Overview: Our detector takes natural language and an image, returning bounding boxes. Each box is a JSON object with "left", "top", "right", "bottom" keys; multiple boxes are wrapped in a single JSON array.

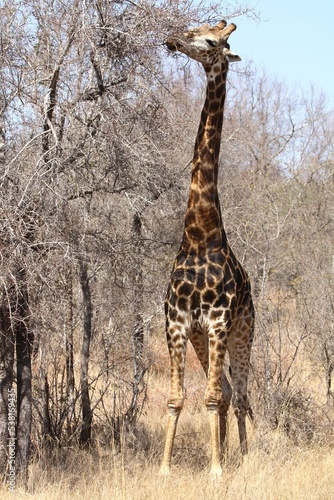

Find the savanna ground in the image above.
[{"left": 2, "top": 337, "right": 334, "bottom": 500}]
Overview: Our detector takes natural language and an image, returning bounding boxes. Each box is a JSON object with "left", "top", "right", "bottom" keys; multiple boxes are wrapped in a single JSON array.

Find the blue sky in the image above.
[{"left": 232, "top": 0, "right": 334, "bottom": 107}]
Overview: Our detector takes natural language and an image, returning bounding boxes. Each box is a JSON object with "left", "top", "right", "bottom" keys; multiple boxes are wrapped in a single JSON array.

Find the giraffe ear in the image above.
[{"left": 223, "top": 47, "right": 241, "bottom": 62}]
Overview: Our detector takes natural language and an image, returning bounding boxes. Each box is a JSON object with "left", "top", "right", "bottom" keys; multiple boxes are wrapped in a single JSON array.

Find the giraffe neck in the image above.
[{"left": 182, "top": 60, "right": 228, "bottom": 253}]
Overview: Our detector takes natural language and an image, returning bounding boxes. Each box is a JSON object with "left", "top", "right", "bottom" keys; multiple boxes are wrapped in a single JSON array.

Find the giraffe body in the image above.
[{"left": 161, "top": 20, "right": 254, "bottom": 476}]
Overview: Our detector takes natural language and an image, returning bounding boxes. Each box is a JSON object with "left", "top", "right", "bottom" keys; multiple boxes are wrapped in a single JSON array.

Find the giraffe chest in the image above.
[
  {"left": 166, "top": 260, "right": 248, "bottom": 332},
  {"left": 167, "top": 279, "right": 233, "bottom": 325}
]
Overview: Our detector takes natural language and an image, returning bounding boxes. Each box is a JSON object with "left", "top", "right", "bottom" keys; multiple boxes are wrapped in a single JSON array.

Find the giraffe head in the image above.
[{"left": 166, "top": 20, "right": 241, "bottom": 66}]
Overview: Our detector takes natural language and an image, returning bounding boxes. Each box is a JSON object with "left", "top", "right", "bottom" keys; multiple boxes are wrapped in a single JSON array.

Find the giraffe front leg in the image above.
[
  {"left": 205, "top": 335, "right": 228, "bottom": 477},
  {"left": 160, "top": 407, "right": 181, "bottom": 476},
  {"left": 207, "top": 408, "right": 222, "bottom": 477},
  {"left": 160, "top": 330, "right": 187, "bottom": 475}
]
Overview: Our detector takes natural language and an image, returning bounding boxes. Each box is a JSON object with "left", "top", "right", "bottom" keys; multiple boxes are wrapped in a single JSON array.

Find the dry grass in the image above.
[
  {"left": 2, "top": 437, "right": 333, "bottom": 500},
  {"left": 2, "top": 338, "right": 334, "bottom": 499}
]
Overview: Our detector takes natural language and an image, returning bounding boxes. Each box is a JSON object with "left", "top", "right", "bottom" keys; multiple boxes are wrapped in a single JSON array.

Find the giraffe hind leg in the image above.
[
  {"left": 219, "top": 371, "right": 232, "bottom": 460},
  {"left": 228, "top": 333, "right": 253, "bottom": 456}
]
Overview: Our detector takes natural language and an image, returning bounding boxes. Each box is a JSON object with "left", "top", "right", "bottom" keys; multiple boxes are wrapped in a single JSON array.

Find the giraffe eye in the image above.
[{"left": 206, "top": 39, "right": 217, "bottom": 48}]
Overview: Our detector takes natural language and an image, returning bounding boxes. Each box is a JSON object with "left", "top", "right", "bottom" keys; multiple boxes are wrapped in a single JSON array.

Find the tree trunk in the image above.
[
  {"left": 127, "top": 212, "right": 145, "bottom": 425},
  {"left": 15, "top": 268, "right": 33, "bottom": 479},
  {"left": 65, "top": 266, "right": 75, "bottom": 436},
  {"left": 42, "top": 373, "right": 53, "bottom": 442},
  {"left": 0, "top": 288, "right": 15, "bottom": 478},
  {"left": 0, "top": 125, "right": 15, "bottom": 480},
  {"left": 79, "top": 261, "right": 93, "bottom": 447},
  {"left": 324, "top": 339, "right": 334, "bottom": 405}
]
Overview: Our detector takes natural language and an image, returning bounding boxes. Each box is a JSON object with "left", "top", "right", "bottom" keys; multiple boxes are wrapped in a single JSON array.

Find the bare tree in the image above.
[{"left": 2, "top": 0, "right": 251, "bottom": 472}]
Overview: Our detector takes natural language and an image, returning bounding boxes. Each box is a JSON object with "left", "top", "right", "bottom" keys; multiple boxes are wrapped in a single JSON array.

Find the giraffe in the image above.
[{"left": 160, "top": 20, "right": 254, "bottom": 476}]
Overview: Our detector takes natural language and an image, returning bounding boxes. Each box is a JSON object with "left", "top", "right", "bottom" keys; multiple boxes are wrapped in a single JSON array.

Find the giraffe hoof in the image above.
[
  {"left": 159, "top": 464, "right": 171, "bottom": 476},
  {"left": 210, "top": 465, "right": 223, "bottom": 479}
]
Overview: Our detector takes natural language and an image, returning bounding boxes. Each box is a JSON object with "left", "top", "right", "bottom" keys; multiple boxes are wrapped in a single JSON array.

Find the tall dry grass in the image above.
[
  {"left": 1, "top": 337, "right": 333, "bottom": 499},
  {"left": 2, "top": 431, "right": 333, "bottom": 500}
]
